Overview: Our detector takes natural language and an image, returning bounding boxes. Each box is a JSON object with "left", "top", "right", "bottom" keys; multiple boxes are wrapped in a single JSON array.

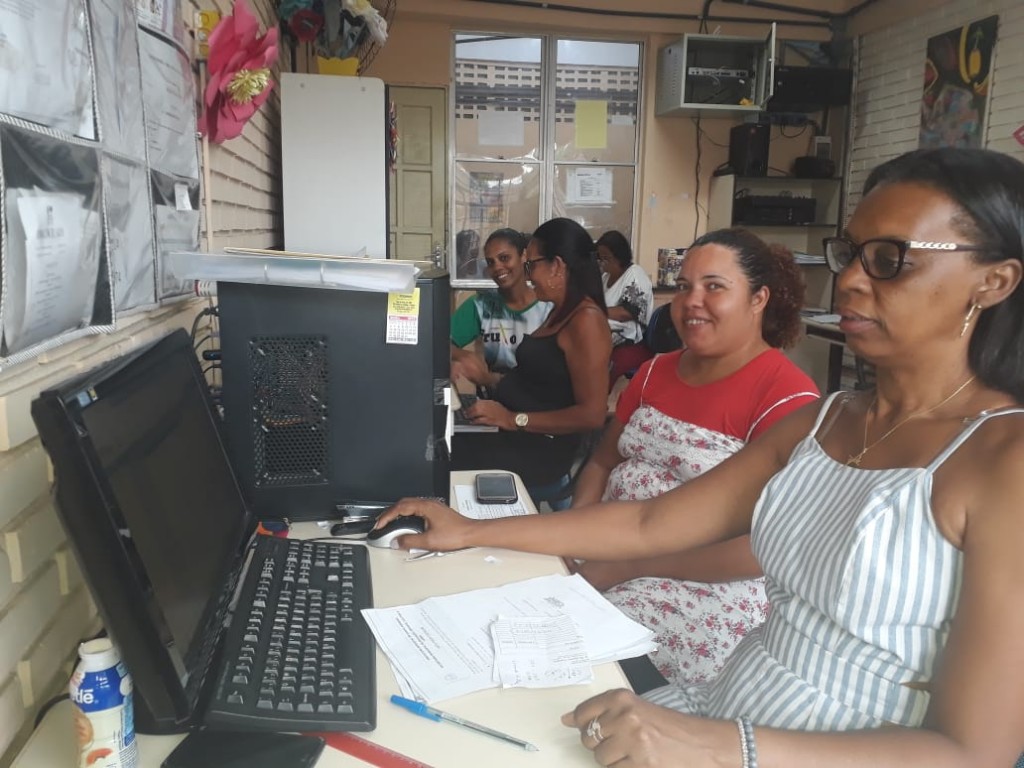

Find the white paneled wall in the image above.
[
  {"left": 847, "top": 0, "right": 1024, "bottom": 213},
  {"left": 0, "top": 1, "right": 284, "bottom": 763}
]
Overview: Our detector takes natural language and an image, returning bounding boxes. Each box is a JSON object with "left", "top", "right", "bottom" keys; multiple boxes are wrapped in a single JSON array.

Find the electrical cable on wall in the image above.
[
  {"left": 688, "top": 12, "right": 712, "bottom": 241},
  {"left": 779, "top": 123, "right": 810, "bottom": 139},
  {"left": 692, "top": 114, "right": 706, "bottom": 241}
]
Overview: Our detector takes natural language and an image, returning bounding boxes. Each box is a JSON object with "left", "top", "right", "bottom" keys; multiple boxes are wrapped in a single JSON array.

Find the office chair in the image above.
[
  {"left": 529, "top": 425, "right": 605, "bottom": 511},
  {"left": 643, "top": 303, "right": 682, "bottom": 354},
  {"left": 611, "top": 303, "right": 684, "bottom": 390}
]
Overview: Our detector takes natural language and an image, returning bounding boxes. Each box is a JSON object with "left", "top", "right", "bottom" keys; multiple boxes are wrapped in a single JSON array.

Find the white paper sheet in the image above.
[
  {"left": 0, "top": 0, "right": 94, "bottom": 136},
  {"left": 566, "top": 167, "right": 613, "bottom": 205},
  {"left": 139, "top": 31, "right": 199, "bottom": 179},
  {"left": 453, "top": 485, "right": 531, "bottom": 519},
  {"left": 491, "top": 614, "right": 593, "bottom": 689},
  {"left": 134, "top": 0, "right": 179, "bottom": 41},
  {"left": 478, "top": 110, "right": 525, "bottom": 147},
  {"left": 3, "top": 190, "right": 101, "bottom": 353},
  {"left": 361, "top": 574, "right": 655, "bottom": 702}
]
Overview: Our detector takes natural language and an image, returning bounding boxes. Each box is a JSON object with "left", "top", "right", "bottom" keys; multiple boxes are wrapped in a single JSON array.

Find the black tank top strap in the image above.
[{"left": 538, "top": 299, "right": 604, "bottom": 336}]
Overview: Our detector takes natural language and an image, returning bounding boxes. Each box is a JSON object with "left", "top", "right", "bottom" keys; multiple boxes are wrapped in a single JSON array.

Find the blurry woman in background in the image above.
[
  {"left": 450, "top": 228, "right": 552, "bottom": 382},
  {"left": 597, "top": 230, "right": 655, "bottom": 388},
  {"left": 453, "top": 218, "right": 611, "bottom": 505},
  {"left": 455, "top": 228, "right": 482, "bottom": 280},
  {"left": 572, "top": 228, "right": 819, "bottom": 685}
]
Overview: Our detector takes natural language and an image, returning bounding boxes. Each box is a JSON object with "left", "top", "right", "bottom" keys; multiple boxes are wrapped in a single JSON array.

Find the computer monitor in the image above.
[
  {"left": 31, "top": 330, "right": 253, "bottom": 733},
  {"left": 217, "top": 268, "right": 452, "bottom": 521}
]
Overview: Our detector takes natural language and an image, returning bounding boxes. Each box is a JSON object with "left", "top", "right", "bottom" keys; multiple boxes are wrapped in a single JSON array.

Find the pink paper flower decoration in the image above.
[{"left": 198, "top": 0, "right": 279, "bottom": 144}]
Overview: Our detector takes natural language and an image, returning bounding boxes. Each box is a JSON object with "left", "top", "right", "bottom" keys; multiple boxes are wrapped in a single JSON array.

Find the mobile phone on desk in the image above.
[
  {"left": 474, "top": 472, "right": 518, "bottom": 504},
  {"left": 162, "top": 731, "right": 324, "bottom": 768}
]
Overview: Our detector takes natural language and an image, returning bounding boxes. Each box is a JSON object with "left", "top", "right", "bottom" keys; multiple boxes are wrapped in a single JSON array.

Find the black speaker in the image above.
[{"left": 729, "top": 123, "right": 770, "bottom": 177}]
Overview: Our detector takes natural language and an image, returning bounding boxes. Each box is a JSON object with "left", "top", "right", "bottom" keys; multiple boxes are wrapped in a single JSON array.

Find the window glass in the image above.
[
  {"left": 453, "top": 161, "right": 540, "bottom": 281},
  {"left": 555, "top": 40, "right": 640, "bottom": 164},
  {"left": 553, "top": 164, "right": 635, "bottom": 240},
  {"left": 452, "top": 33, "right": 641, "bottom": 284},
  {"left": 454, "top": 35, "right": 541, "bottom": 163}
]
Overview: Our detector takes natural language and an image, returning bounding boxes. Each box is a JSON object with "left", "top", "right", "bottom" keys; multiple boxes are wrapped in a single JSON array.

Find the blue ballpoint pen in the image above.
[{"left": 390, "top": 694, "right": 540, "bottom": 752}]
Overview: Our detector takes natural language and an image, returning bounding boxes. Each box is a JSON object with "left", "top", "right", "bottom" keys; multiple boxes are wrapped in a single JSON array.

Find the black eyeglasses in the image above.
[
  {"left": 822, "top": 236, "right": 991, "bottom": 280},
  {"left": 523, "top": 258, "right": 547, "bottom": 278}
]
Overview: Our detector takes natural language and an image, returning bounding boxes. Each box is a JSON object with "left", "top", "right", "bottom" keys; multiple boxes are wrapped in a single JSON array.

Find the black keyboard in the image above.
[
  {"left": 205, "top": 536, "right": 376, "bottom": 731},
  {"left": 454, "top": 392, "right": 477, "bottom": 426}
]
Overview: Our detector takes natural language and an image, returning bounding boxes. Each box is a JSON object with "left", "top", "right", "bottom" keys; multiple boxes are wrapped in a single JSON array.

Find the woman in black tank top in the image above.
[{"left": 453, "top": 218, "right": 613, "bottom": 495}]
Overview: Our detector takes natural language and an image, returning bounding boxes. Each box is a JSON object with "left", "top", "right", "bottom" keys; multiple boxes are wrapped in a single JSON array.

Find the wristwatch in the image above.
[{"left": 514, "top": 412, "right": 529, "bottom": 431}]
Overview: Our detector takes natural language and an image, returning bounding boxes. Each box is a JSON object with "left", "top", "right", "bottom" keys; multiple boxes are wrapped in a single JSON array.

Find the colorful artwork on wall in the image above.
[{"left": 919, "top": 15, "right": 998, "bottom": 149}]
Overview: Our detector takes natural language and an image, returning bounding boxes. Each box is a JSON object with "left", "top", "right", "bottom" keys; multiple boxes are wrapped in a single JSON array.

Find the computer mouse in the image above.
[{"left": 365, "top": 515, "right": 426, "bottom": 549}]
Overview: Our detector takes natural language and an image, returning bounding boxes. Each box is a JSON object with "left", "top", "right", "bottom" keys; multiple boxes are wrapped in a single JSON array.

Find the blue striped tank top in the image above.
[{"left": 646, "top": 391, "right": 1024, "bottom": 730}]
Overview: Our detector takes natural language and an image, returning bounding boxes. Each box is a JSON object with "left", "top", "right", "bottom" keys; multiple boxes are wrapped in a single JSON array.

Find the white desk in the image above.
[{"left": 13, "top": 471, "right": 629, "bottom": 767}]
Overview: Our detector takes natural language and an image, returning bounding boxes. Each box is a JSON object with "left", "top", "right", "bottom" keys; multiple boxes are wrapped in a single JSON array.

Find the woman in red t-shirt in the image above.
[{"left": 569, "top": 227, "right": 819, "bottom": 686}]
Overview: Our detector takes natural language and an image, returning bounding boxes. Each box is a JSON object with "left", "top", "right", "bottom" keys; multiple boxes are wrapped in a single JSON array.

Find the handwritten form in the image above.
[
  {"left": 361, "top": 574, "right": 655, "bottom": 702},
  {"left": 491, "top": 614, "right": 593, "bottom": 689}
]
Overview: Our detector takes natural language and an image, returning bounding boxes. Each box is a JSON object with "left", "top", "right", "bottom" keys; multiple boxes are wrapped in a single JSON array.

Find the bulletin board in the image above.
[{"left": 0, "top": 0, "right": 200, "bottom": 369}]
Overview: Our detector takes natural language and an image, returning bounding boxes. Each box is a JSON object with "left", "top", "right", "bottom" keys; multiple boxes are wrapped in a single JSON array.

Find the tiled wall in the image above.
[
  {"left": 846, "top": 0, "right": 1024, "bottom": 212},
  {"left": 0, "top": 1, "right": 283, "bottom": 763}
]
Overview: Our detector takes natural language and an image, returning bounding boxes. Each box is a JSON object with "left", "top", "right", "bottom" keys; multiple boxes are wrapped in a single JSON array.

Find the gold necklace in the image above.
[{"left": 845, "top": 375, "right": 977, "bottom": 467}]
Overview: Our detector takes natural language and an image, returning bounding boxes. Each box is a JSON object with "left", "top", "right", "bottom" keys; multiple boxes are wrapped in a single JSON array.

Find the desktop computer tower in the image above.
[
  {"left": 729, "top": 122, "right": 770, "bottom": 177},
  {"left": 218, "top": 269, "right": 451, "bottom": 521}
]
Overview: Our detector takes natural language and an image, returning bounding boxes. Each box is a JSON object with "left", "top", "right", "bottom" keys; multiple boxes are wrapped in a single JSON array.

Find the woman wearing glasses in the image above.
[
  {"left": 453, "top": 218, "right": 611, "bottom": 506},
  {"left": 382, "top": 147, "right": 1024, "bottom": 766}
]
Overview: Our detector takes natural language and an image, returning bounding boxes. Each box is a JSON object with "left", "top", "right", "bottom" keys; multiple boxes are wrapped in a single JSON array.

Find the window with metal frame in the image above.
[{"left": 451, "top": 33, "right": 642, "bottom": 284}]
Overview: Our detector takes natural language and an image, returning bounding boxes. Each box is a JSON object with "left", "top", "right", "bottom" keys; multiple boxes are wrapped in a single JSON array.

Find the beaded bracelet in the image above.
[{"left": 734, "top": 716, "right": 758, "bottom": 768}]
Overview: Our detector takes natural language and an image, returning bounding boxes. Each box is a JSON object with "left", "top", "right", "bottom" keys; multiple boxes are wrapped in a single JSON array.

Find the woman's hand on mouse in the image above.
[{"left": 375, "top": 498, "right": 476, "bottom": 552}]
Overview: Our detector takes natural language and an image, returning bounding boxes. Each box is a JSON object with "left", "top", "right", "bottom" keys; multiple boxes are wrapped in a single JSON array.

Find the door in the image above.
[{"left": 388, "top": 86, "right": 447, "bottom": 261}]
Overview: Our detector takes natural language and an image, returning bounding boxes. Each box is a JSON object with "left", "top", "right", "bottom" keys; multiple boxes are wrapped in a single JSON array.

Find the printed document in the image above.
[
  {"left": 452, "top": 485, "right": 531, "bottom": 520},
  {"left": 0, "top": 0, "right": 93, "bottom": 135},
  {"left": 3, "top": 190, "right": 101, "bottom": 354},
  {"left": 361, "top": 573, "right": 655, "bottom": 702},
  {"left": 491, "top": 614, "right": 593, "bottom": 689}
]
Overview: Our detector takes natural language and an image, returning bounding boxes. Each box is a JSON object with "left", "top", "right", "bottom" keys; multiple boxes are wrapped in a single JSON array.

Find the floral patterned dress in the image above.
[{"left": 601, "top": 407, "right": 769, "bottom": 686}]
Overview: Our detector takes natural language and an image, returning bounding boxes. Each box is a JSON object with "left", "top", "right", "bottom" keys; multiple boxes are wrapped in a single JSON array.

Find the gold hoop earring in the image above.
[{"left": 960, "top": 302, "right": 981, "bottom": 338}]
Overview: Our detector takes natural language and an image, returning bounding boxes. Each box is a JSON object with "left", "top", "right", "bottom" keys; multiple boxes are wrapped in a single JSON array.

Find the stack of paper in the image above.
[
  {"left": 361, "top": 574, "right": 656, "bottom": 702},
  {"left": 490, "top": 614, "right": 593, "bottom": 689}
]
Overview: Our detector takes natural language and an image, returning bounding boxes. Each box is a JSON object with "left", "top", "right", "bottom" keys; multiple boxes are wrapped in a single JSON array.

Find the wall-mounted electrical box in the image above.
[{"left": 656, "top": 24, "right": 776, "bottom": 117}]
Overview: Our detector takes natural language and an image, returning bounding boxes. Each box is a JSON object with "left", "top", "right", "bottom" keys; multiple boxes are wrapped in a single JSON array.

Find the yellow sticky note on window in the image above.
[{"left": 575, "top": 100, "right": 608, "bottom": 149}]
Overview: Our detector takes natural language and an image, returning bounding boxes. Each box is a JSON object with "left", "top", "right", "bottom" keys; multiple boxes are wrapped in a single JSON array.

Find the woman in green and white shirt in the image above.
[{"left": 451, "top": 228, "right": 552, "bottom": 380}]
